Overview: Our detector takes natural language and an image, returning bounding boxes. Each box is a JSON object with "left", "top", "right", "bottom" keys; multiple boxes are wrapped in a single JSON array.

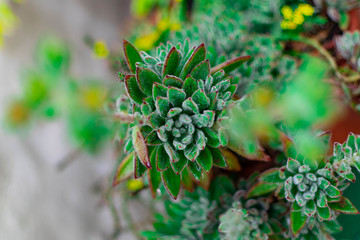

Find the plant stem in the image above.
[{"left": 278, "top": 34, "right": 358, "bottom": 83}]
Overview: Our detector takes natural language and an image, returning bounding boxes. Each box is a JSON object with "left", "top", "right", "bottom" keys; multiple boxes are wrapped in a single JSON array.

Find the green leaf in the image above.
[
  {"left": 188, "top": 161, "right": 202, "bottom": 181},
  {"left": 183, "top": 75, "right": 198, "bottom": 97},
  {"left": 325, "top": 185, "right": 341, "bottom": 198},
  {"left": 304, "top": 200, "right": 316, "bottom": 216},
  {"left": 209, "top": 147, "right": 227, "bottom": 168},
  {"left": 210, "top": 55, "right": 251, "bottom": 75},
  {"left": 322, "top": 219, "right": 343, "bottom": 233},
  {"left": 218, "top": 129, "right": 228, "bottom": 146},
  {"left": 152, "top": 82, "right": 167, "bottom": 99},
  {"left": 113, "top": 152, "right": 134, "bottom": 186},
  {"left": 134, "top": 154, "right": 147, "bottom": 178},
  {"left": 145, "top": 130, "right": 163, "bottom": 145},
  {"left": 195, "top": 130, "right": 206, "bottom": 150},
  {"left": 170, "top": 153, "right": 188, "bottom": 174},
  {"left": 155, "top": 97, "right": 170, "bottom": 117},
  {"left": 202, "top": 127, "right": 220, "bottom": 148},
  {"left": 207, "top": 91, "right": 218, "bottom": 110},
  {"left": 141, "top": 99, "right": 153, "bottom": 117},
  {"left": 221, "top": 148, "right": 241, "bottom": 171},
  {"left": 136, "top": 67, "right": 161, "bottom": 96},
  {"left": 287, "top": 158, "right": 301, "bottom": 173},
  {"left": 124, "top": 75, "right": 146, "bottom": 105},
  {"left": 180, "top": 43, "right": 206, "bottom": 79},
  {"left": 246, "top": 182, "right": 278, "bottom": 198},
  {"left": 317, "top": 206, "right": 331, "bottom": 220},
  {"left": 156, "top": 145, "right": 170, "bottom": 171},
  {"left": 162, "top": 47, "right": 180, "bottom": 77},
  {"left": 164, "top": 143, "right": 180, "bottom": 162},
  {"left": 168, "top": 87, "right": 186, "bottom": 107},
  {"left": 197, "top": 147, "right": 213, "bottom": 173},
  {"left": 182, "top": 97, "right": 199, "bottom": 114},
  {"left": 148, "top": 148, "right": 161, "bottom": 197},
  {"left": 184, "top": 144, "right": 199, "bottom": 161},
  {"left": 161, "top": 167, "right": 181, "bottom": 199},
  {"left": 290, "top": 210, "right": 307, "bottom": 235},
  {"left": 132, "top": 126, "right": 151, "bottom": 168},
  {"left": 190, "top": 59, "right": 210, "bottom": 80},
  {"left": 123, "top": 40, "right": 142, "bottom": 73},
  {"left": 163, "top": 75, "right": 183, "bottom": 88},
  {"left": 148, "top": 112, "right": 165, "bottom": 128},
  {"left": 167, "top": 107, "right": 183, "bottom": 118},
  {"left": 259, "top": 168, "right": 283, "bottom": 183},
  {"left": 317, "top": 191, "right": 328, "bottom": 208},
  {"left": 181, "top": 167, "right": 195, "bottom": 192},
  {"left": 203, "top": 110, "right": 215, "bottom": 127},
  {"left": 329, "top": 196, "right": 360, "bottom": 214},
  {"left": 346, "top": 133, "right": 356, "bottom": 150},
  {"left": 192, "top": 89, "right": 210, "bottom": 111}
]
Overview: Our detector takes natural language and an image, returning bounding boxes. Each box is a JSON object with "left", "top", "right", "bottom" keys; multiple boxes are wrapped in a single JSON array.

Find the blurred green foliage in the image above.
[{"left": 5, "top": 37, "right": 112, "bottom": 152}]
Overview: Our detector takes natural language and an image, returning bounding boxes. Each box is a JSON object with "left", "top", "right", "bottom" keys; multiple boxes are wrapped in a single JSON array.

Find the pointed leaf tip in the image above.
[
  {"left": 113, "top": 152, "right": 135, "bottom": 186},
  {"left": 123, "top": 39, "right": 143, "bottom": 73},
  {"left": 161, "top": 167, "right": 181, "bottom": 199},
  {"left": 132, "top": 126, "right": 151, "bottom": 169},
  {"left": 211, "top": 55, "right": 251, "bottom": 75}
]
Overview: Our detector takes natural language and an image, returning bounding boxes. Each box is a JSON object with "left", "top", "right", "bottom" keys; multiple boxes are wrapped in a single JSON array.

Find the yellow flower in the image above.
[
  {"left": 281, "top": 20, "right": 297, "bottom": 30},
  {"left": 281, "top": 5, "right": 293, "bottom": 20},
  {"left": 298, "top": 3, "right": 314, "bottom": 16},
  {"left": 293, "top": 9, "right": 305, "bottom": 25},
  {"left": 93, "top": 40, "right": 109, "bottom": 59},
  {"left": 134, "top": 31, "right": 159, "bottom": 51},
  {"left": 7, "top": 100, "right": 30, "bottom": 126},
  {"left": 127, "top": 179, "right": 144, "bottom": 191},
  {"left": 80, "top": 86, "right": 107, "bottom": 110}
]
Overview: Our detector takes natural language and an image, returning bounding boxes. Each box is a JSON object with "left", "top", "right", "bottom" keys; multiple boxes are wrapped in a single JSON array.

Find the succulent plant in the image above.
[
  {"left": 172, "top": 7, "right": 297, "bottom": 96},
  {"left": 142, "top": 187, "right": 219, "bottom": 240},
  {"left": 143, "top": 176, "right": 289, "bottom": 240},
  {"left": 248, "top": 155, "right": 359, "bottom": 236},
  {"left": 219, "top": 204, "right": 259, "bottom": 240},
  {"left": 314, "top": 0, "right": 360, "bottom": 24},
  {"left": 336, "top": 31, "right": 360, "bottom": 71},
  {"left": 292, "top": 216, "right": 342, "bottom": 240},
  {"left": 280, "top": 159, "right": 341, "bottom": 219},
  {"left": 114, "top": 39, "right": 250, "bottom": 199}
]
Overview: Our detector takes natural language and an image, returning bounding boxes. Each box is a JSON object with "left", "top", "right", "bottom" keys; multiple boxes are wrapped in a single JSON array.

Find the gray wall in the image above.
[{"left": 0, "top": 0, "right": 145, "bottom": 239}]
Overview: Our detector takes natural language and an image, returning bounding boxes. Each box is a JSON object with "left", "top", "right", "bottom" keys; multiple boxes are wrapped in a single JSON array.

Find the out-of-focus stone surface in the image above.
[{"left": 0, "top": 0, "right": 144, "bottom": 239}]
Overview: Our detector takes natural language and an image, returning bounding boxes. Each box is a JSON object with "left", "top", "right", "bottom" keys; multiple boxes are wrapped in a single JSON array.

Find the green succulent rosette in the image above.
[
  {"left": 114, "top": 39, "right": 250, "bottom": 198},
  {"left": 247, "top": 154, "right": 360, "bottom": 236},
  {"left": 331, "top": 133, "right": 360, "bottom": 182}
]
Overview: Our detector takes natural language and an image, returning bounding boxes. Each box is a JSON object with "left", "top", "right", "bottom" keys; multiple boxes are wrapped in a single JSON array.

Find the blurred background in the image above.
[{"left": 0, "top": 0, "right": 141, "bottom": 239}]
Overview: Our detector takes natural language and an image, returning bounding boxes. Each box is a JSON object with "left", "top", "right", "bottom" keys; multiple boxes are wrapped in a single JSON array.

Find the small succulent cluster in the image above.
[
  {"left": 331, "top": 133, "right": 360, "bottom": 182},
  {"left": 281, "top": 158, "right": 341, "bottom": 220},
  {"left": 143, "top": 176, "right": 288, "bottom": 240},
  {"left": 314, "top": 0, "right": 360, "bottom": 24},
  {"left": 173, "top": 14, "right": 297, "bottom": 96},
  {"left": 336, "top": 31, "right": 360, "bottom": 72},
  {"left": 247, "top": 133, "right": 360, "bottom": 237},
  {"left": 142, "top": 187, "right": 219, "bottom": 240},
  {"left": 114, "top": 39, "right": 249, "bottom": 198},
  {"left": 219, "top": 205, "right": 261, "bottom": 240},
  {"left": 218, "top": 198, "right": 284, "bottom": 240},
  {"left": 294, "top": 216, "right": 341, "bottom": 240}
]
